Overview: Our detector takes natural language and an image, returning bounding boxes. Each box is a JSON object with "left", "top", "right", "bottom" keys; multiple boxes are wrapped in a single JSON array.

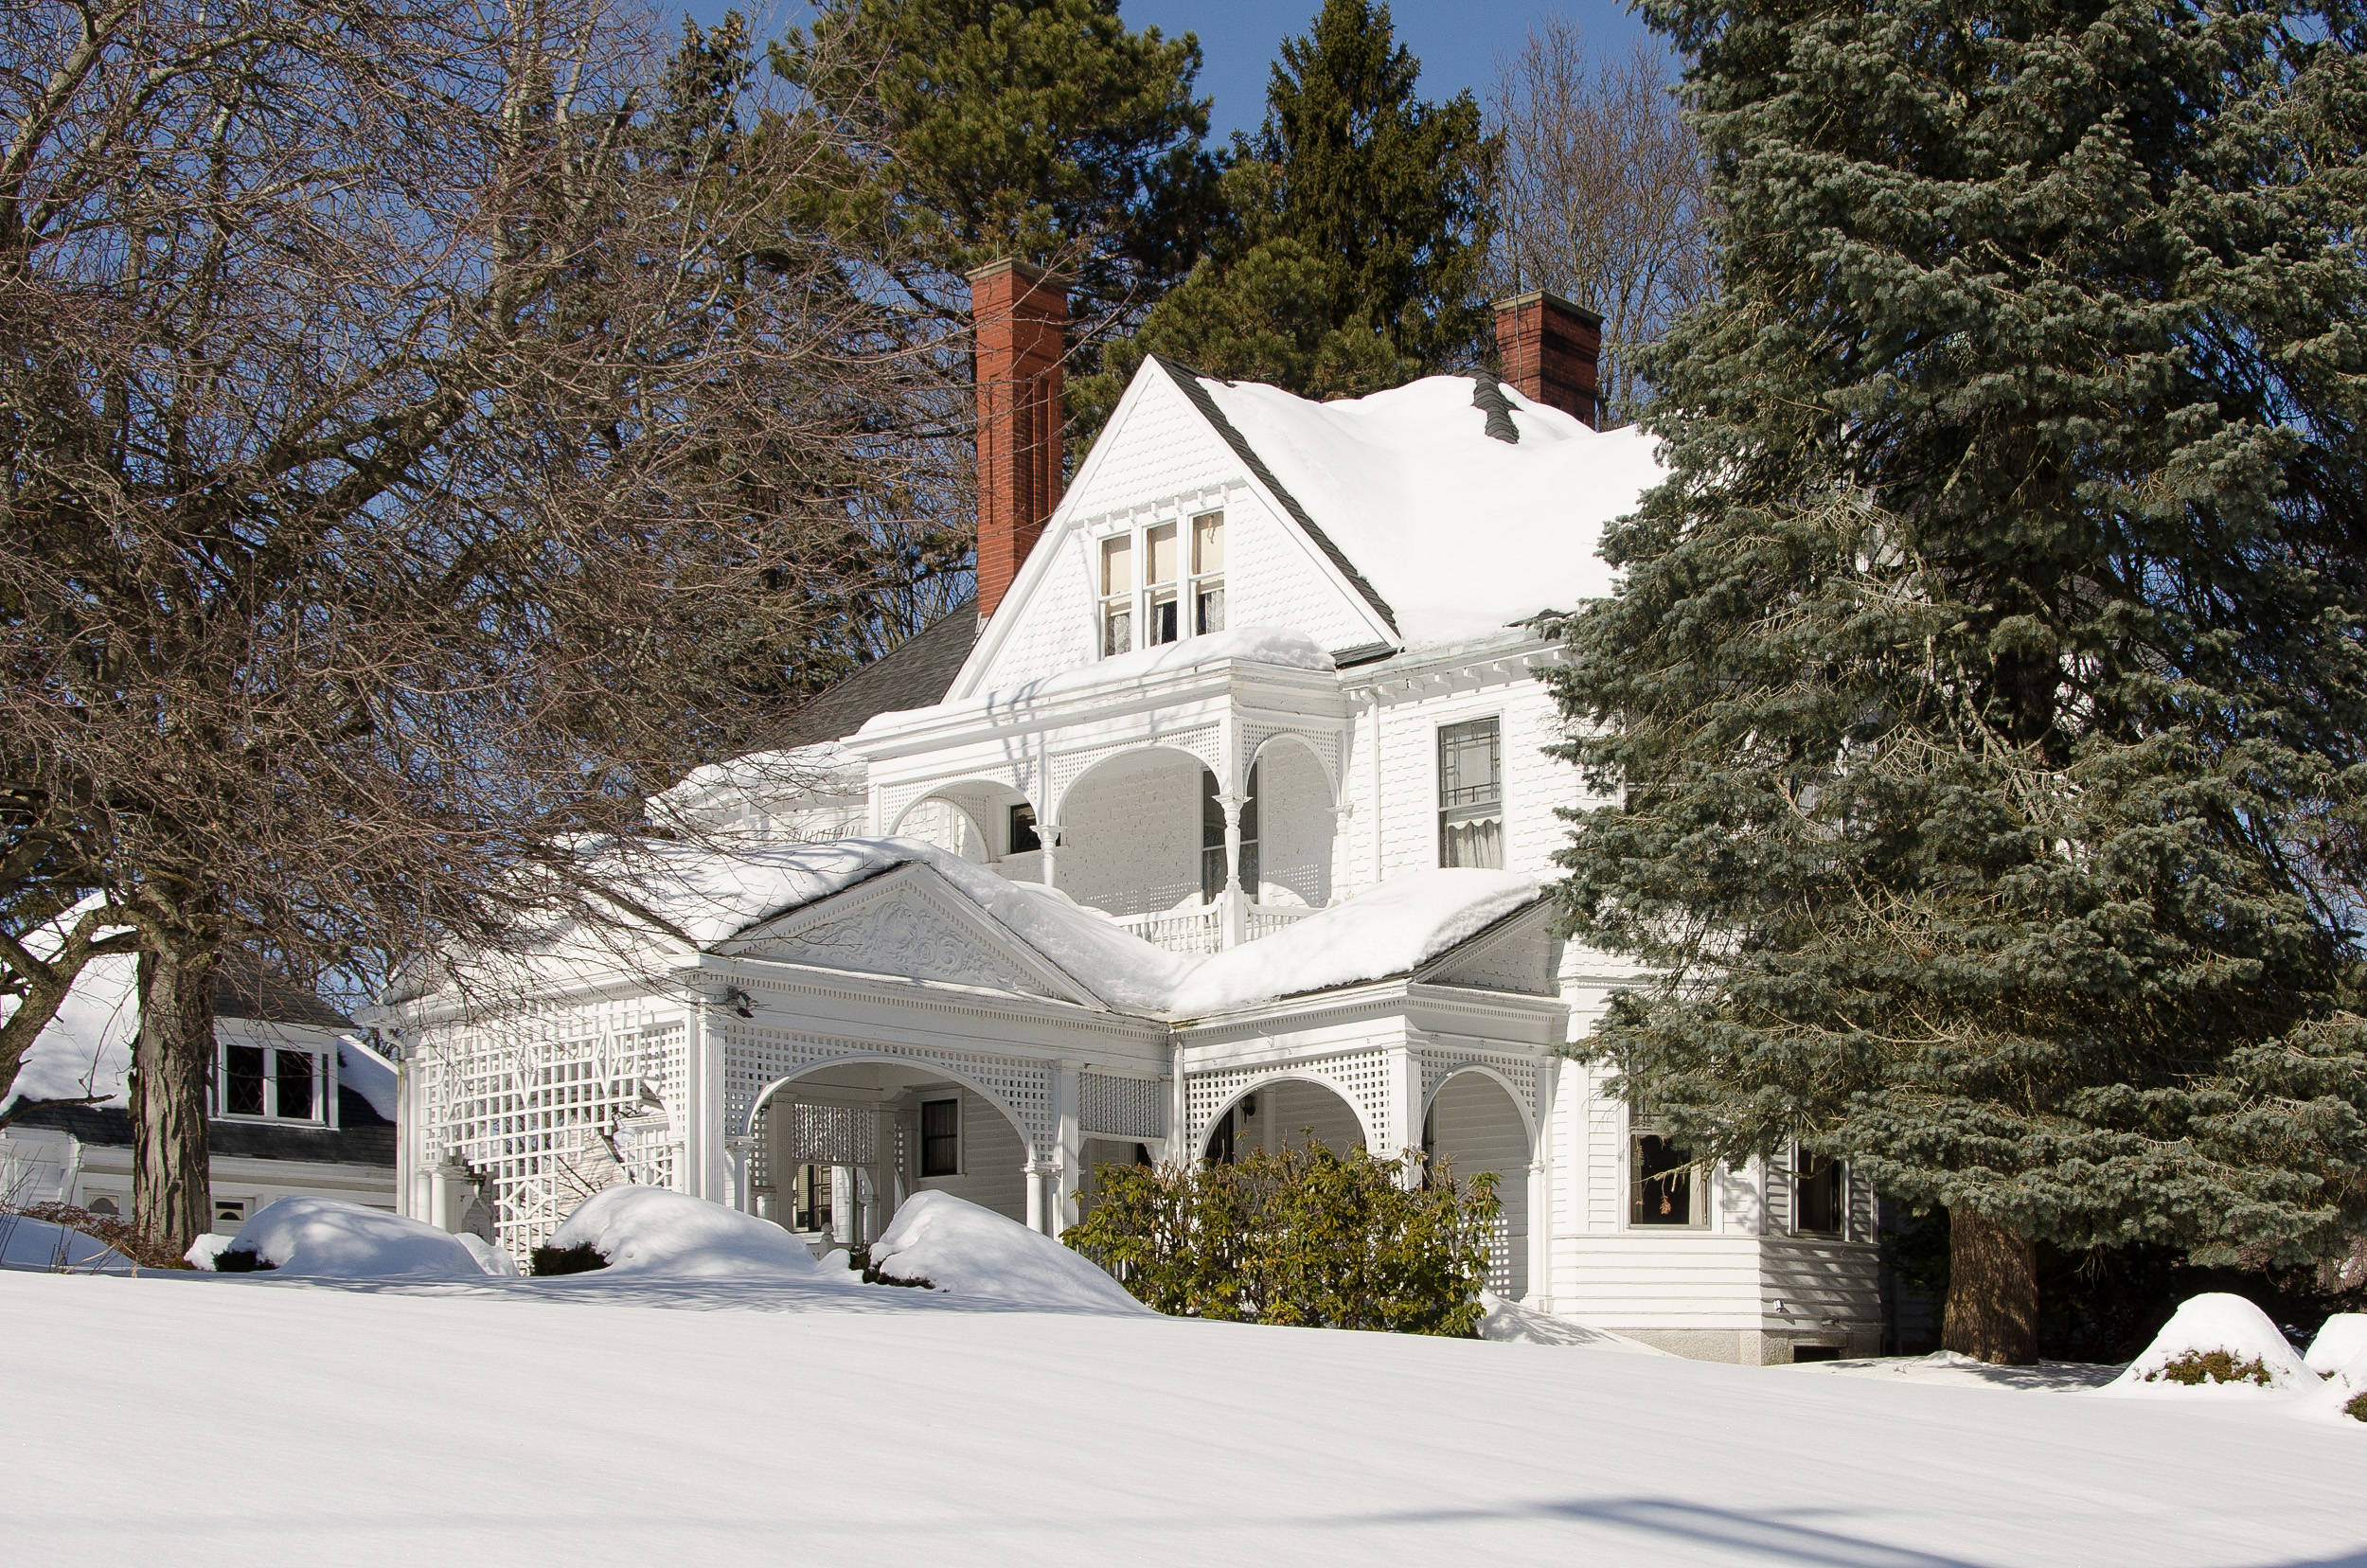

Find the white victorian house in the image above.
[{"left": 387, "top": 266, "right": 1885, "bottom": 1363}]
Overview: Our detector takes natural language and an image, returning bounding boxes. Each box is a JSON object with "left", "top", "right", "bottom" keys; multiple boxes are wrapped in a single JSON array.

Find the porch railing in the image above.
[{"left": 1109, "top": 900, "right": 1317, "bottom": 955}]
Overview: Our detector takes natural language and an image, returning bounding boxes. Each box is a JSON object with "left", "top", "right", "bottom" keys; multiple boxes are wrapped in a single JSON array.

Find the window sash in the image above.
[
  {"left": 919, "top": 1098, "right": 960, "bottom": 1177},
  {"left": 1629, "top": 1128, "right": 1706, "bottom": 1227}
]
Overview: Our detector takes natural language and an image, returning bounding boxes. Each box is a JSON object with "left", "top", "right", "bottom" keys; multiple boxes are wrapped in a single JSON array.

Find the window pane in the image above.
[
  {"left": 1440, "top": 815, "right": 1503, "bottom": 869},
  {"left": 1439, "top": 718, "right": 1503, "bottom": 808},
  {"left": 224, "top": 1044, "right": 266, "bottom": 1116},
  {"left": 274, "top": 1050, "right": 315, "bottom": 1120},
  {"left": 920, "top": 1098, "right": 960, "bottom": 1177},
  {"left": 1196, "top": 583, "right": 1225, "bottom": 635},
  {"left": 1008, "top": 804, "right": 1041, "bottom": 854},
  {"left": 1148, "top": 588, "right": 1178, "bottom": 645},
  {"left": 1102, "top": 605, "right": 1130, "bottom": 657},
  {"left": 1794, "top": 1150, "right": 1842, "bottom": 1233},
  {"left": 1146, "top": 522, "right": 1178, "bottom": 585},
  {"left": 1100, "top": 534, "right": 1131, "bottom": 594},
  {"left": 1631, "top": 1132, "right": 1698, "bottom": 1225},
  {"left": 1193, "top": 511, "right": 1224, "bottom": 573}
]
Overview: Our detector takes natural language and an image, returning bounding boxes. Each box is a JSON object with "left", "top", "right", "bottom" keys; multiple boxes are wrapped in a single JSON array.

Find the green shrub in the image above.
[
  {"left": 528, "top": 1241, "right": 607, "bottom": 1275},
  {"left": 2145, "top": 1349, "right": 2273, "bottom": 1386},
  {"left": 210, "top": 1247, "right": 276, "bottom": 1273},
  {"left": 2343, "top": 1389, "right": 2367, "bottom": 1423},
  {"left": 1063, "top": 1135, "right": 1501, "bottom": 1337}
]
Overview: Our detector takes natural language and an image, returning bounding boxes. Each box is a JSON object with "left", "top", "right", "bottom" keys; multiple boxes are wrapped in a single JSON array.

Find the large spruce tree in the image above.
[
  {"left": 1552, "top": 0, "right": 2367, "bottom": 1362},
  {"left": 1094, "top": 0, "right": 1497, "bottom": 403}
]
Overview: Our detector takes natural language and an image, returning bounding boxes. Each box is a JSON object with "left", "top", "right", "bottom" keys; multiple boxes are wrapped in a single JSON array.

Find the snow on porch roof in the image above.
[
  {"left": 1163, "top": 360, "right": 1667, "bottom": 648},
  {"left": 625, "top": 838, "right": 1546, "bottom": 1018}
]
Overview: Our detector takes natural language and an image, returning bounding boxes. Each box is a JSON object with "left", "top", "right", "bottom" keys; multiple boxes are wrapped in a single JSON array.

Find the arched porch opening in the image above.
[
  {"left": 1423, "top": 1068, "right": 1535, "bottom": 1298},
  {"left": 889, "top": 780, "right": 1034, "bottom": 875},
  {"left": 1201, "top": 1075, "right": 1370, "bottom": 1165},
  {"left": 1052, "top": 745, "right": 1212, "bottom": 923},
  {"left": 748, "top": 1058, "right": 1035, "bottom": 1255},
  {"left": 1245, "top": 733, "right": 1338, "bottom": 913}
]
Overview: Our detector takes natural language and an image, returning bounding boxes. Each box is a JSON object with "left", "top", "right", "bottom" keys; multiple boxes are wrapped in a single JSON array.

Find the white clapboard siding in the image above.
[
  {"left": 1551, "top": 1233, "right": 1771, "bottom": 1328},
  {"left": 908, "top": 1086, "right": 1028, "bottom": 1223}
]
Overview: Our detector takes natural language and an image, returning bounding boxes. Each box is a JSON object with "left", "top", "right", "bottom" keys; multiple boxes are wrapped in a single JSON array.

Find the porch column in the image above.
[
  {"left": 830, "top": 1165, "right": 856, "bottom": 1246},
  {"left": 1023, "top": 1157, "right": 1047, "bottom": 1234},
  {"left": 1529, "top": 1062, "right": 1557, "bottom": 1309},
  {"left": 1053, "top": 1060, "right": 1083, "bottom": 1235},
  {"left": 1217, "top": 793, "right": 1247, "bottom": 949},
  {"left": 1389, "top": 1043, "right": 1422, "bottom": 1188},
  {"left": 1039, "top": 817, "right": 1060, "bottom": 890},
  {"left": 724, "top": 1136, "right": 757, "bottom": 1214},
  {"left": 427, "top": 1151, "right": 453, "bottom": 1233}
]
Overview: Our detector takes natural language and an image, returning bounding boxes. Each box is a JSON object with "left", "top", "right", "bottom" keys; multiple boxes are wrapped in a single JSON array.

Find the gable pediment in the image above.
[
  {"left": 715, "top": 864, "right": 1100, "bottom": 1007},
  {"left": 1415, "top": 901, "right": 1559, "bottom": 996}
]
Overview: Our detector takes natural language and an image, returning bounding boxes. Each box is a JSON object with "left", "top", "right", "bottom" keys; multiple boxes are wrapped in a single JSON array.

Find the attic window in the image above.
[
  {"left": 1193, "top": 511, "right": 1225, "bottom": 633},
  {"left": 1099, "top": 535, "right": 1132, "bottom": 656},
  {"left": 1146, "top": 522, "right": 1181, "bottom": 645},
  {"left": 219, "top": 1042, "right": 323, "bottom": 1123}
]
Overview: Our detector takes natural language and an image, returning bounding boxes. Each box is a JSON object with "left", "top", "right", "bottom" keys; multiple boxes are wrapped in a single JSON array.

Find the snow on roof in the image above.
[
  {"left": 1189, "top": 372, "right": 1666, "bottom": 647},
  {"left": 1164, "top": 869, "right": 1546, "bottom": 1018},
  {"left": 0, "top": 900, "right": 138, "bottom": 1114},
  {"left": 522, "top": 841, "right": 1541, "bottom": 1019}
]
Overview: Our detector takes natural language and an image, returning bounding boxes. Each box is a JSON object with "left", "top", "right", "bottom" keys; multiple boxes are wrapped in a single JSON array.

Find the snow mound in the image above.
[
  {"left": 2104, "top": 1293, "right": 2314, "bottom": 1394},
  {"left": 226, "top": 1198, "right": 486, "bottom": 1280},
  {"left": 455, "top": 1233, "right": 516, "bottom": 1277},
  {"left": 1166, "top": 869, "right": 1544, "bottom": 1016},
  {"left": 546, "top": 1185, "right": 827, "bottom": 1280},
  {"left": 1479, "top": 1292, "right": 1667, "bottom": 1354},
  {"left": 867, "top": 1191, "right": 1146, "bottom": 1313},
  {"left": 2304, "top": 1312, "right": 2367, "bottom": 1377},
  {"left": 184, "top": 1234, "right": 233, "bottom": 1271},
  {"left": 0, "top": 1213, "right": 134, "bottom": 1273}
]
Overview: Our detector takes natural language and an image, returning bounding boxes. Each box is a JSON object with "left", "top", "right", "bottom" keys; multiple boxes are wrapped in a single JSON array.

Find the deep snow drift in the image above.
[
  {"left": 222, "top": 1197, "right": 489, "bottom": 1281},
  {"left": 2305, "top": 1310, "right": 2367, "bottom": 1376},
  {"left": 865, "top": 1190, "right": 1146, "bottom": 1313},
  {"left": 4, "top": 1265, "right": 2361, "bottom": 1567}
]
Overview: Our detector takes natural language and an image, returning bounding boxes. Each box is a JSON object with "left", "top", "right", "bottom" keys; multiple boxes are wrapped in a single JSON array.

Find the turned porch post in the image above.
[
  {"left": 724, "top": 1135, "right": 756, "bottom": 1214},
  {"left": 1217, "top": 793, "right": 1247, "bottom": 949}
]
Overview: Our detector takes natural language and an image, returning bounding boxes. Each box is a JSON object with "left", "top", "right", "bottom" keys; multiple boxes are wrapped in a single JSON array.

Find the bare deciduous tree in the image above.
[
  {"left": 0, "top": 0, "right": 943, "bottom": 1256},
  {"left": 1489, "top": 23, "right": 1713, "bottom": 424}
]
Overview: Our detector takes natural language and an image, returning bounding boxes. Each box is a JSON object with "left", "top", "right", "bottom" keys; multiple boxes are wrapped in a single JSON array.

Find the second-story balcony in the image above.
[{"left": 1109, "top": 899, "right": 1319, "bottom": 956}]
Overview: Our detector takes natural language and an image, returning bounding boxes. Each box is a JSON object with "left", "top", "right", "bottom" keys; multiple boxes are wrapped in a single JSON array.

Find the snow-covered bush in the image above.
[
  {"left": 224, "top": 1197, "right": 488, "bottom": 1280},
  {"left": 529, "top": 1240, "right": 607, "bottom": 1275},
  {"left": 1063, "top": 1138, "right": 1500, "bottom": 1336},
  {"left": 2305, "top": 1312, "right": 2367, "bottom": 1376},
  {"left": 543, "top": 1185, "right": 824, "bottom": 1280},
  {"left": 867, "top": 1191, "right": 1143, "bottom": 1312},
  {"left": 2107, "top": 1293, "right": 2315, "bottom": 1393}
]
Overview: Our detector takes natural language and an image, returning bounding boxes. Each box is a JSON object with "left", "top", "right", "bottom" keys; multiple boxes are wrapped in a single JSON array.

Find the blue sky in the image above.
[{"left": 675, "top": 2, "right": 1666, "bottom": 140}]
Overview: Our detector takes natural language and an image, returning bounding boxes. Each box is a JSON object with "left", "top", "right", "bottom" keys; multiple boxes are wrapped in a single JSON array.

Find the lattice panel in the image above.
[
  {"left": 1242, "top": 724, "right": 1343, "bottom": 796},
  {"left": 773, "top": 1102, "right": 879, "bottom": 1165},
  {"left": 414, "top": 1000, "right": 687, "bottom": 1264},
  {"left": 1049, "top": 724, "right": 1218, "bottom": 816},
  {"left": 1415, "top": 1047, "right": 1541, "bottom": 1131},
  {"left": 1184, "top": 1048, "right": 1397, "bottom": 1158},
  {"left": 1079, "top": 1073, "right": 1166, "bottom": 1140},
  {"left": 722, "top": 1025, "right": 1053, "bottom": 1161}
]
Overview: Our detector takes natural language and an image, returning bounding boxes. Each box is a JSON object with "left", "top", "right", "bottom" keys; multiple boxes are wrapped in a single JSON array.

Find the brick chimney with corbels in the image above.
[
  {"left": 970, "top": 258, "right": 1067, "bottom": 620},
  {"left": 1494, "top": 290, "right": 1604, "bottom": 428}
]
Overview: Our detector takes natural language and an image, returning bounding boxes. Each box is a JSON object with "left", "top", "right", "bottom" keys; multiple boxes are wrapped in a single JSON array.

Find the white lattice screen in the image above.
[
  {"left": 1415, "top": 1048, "right": 1541, "bottom": 1132},
  {"left": 416, "top": 1000, "right": 687, "bottom": 1263},
  {"left": 721, "top": 1025, "right": 1054, "bottom": 1160},
  {"left": 1078, "top": 1073, "right": 1166, "bottom": 1140},
  {"left": 1184, "top": 1048, "right": 1397, "bottom": 1157}
]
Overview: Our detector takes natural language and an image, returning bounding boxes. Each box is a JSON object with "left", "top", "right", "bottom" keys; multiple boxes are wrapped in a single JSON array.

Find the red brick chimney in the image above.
[
  {"left": 1494, "top": 290, "right": 1603, "bottom": 428},
  {"left": 970, "top": 259, "right": 1067, "bottom": 619}
]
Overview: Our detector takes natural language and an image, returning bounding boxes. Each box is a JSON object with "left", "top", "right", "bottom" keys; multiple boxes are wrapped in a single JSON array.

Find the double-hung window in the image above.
[
  {"left": 1437, "top": 718, "right": 1504, "bottom": 868},
  {"left": 1629, "top": 1116, "right": 1706, "bottom": 1227},
  {"left": 218, "top": 1041, "right": 323, "bottom": 1122},
  {"left": 1792, "top": 1146, "right": 1844, "bottom": 1235},
  {"left": 1099, "top": 535, "right": 1133, "bottom": 656},
  {"left": 919, "top": 1097, "right": 961, "bottom": 1177},
  {"left": 1095, "top": 512, "right": 1225, "bottom": 656},
  {"left": 1192, "top": 511, "right": 1225, "bottom": 633}
]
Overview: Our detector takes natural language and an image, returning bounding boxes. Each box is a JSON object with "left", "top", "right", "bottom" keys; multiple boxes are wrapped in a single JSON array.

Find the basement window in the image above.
[
  {"left": 920, "top": 1097, "right": 961, "bottom": 1177},
  {"left": 1793, "top": 1147, "right": 1843, "bottom": 1235},
  {"left": 1629, "top": 1120, "right": 1706, "bottom": 1227}
]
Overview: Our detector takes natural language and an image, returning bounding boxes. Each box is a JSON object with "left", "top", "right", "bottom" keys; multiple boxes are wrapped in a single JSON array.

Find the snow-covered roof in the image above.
[
  {"left": 544, "top": 838, "right": 1546, "bottom": 1019},
  {"left": 1164, "top": 870, "right": 1546, "bottom": 1017},
  {"left": 1176, "top": 365, "right": 1665, "bottom": 647}
]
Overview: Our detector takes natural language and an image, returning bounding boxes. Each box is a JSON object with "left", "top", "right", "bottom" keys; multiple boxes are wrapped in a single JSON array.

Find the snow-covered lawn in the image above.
[{"left": 5, "top": 1266, "right": 2360, "bottom": 1566}]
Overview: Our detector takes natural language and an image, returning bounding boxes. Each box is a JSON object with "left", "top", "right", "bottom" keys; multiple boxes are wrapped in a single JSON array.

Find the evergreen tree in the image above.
[
  {"left": 1095, "top": 0, "right": 1497, "bottom": 405},
  {"left": 775, "top": 0, "right": 1215, "bottom": 341},
  {"left": 1551, "top": 0, "right": 2367, "bottom": 1363}
]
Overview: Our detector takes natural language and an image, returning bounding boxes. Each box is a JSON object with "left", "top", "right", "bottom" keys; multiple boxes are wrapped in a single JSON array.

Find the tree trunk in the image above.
[
  {"left": 1942, "top": 1206, "right": 2038, "bottom": 1364},
  {"left": 131, "top": 944, "right": 215, "bottom": 1262}
]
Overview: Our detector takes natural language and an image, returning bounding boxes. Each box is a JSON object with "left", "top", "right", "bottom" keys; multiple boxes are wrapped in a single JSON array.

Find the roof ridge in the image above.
[{"left": 1148, "top": 355, "right": 1401, "bottom": 640}]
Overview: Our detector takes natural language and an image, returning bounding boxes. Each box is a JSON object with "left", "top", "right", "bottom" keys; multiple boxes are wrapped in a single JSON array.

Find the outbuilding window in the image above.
[
  {"left": 920, "top": 1097, "right": 961, "bottom": 1177},
  {"left": 1437, "top": 718, "right": 1504, "bottom": 868},
  {"left": 218, "top": 1042, "right": 323, "bottom": 1122}
]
